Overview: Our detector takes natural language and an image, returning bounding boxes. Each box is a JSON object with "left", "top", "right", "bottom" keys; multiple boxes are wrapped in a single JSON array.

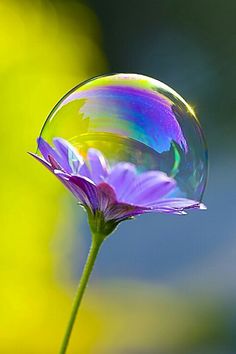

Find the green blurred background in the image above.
[{"left": 1, "top": 0, "right": 236, "bottom": 353}]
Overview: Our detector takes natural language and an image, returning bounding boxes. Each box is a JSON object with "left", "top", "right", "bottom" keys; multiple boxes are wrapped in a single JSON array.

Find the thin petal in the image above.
[
  {"left": 53, "top": 138, "right": 83, "bottom": 174},
  {"left": 68, "top": 175, "right": 99, "bottom": 211},
  {"left": 30, "top": 152, "right": 90, "bottom": 206},
  {"left": 97, "top": 182, "right": 117, "bottom": 212},
  {"left": 104, "top": 202, "right": 148, "bottom": 222},
  {"left": 87, "top": 148, "right": 109, "bottom": 184},
  {"left": 78, "top": 162, "right": 92, "bottom": 180},
  {"left": 54, "top": 170, "right": 90, "bottom": 204},
  {"left": 130, "top": 171, "right": 176, "bottom": 205},
  {"left": 48, "top": 155, "right": 63, "bottom": 170},
  {"left": 107, "top": 162, "right": 137, "bottom": 201},
  {"left": 149, "top": 198, "right": 206, "bottom": 214},
  {"left": 105, "top": 197, "right": 206, "bottom": 220},
  {"left": 29, "top": 152, "right": 53, "bottom": 172},
  {"left": 37, "top": 137, "right": 60, "bottom": 163}
]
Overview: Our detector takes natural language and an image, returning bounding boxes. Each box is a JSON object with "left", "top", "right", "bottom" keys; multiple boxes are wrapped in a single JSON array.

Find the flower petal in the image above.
[
  {"left": 53, "top": 138, "right": 83, "bottom": 174},
  {"left": 104, "top": 202, "right": 148, "bottom": 222},
  {"left": 29, "top": 152, "right": 54, "bottom": 172},
  {"left": 30, "top": 152, "right": 92, "bottom": 207},
  {"left": 78, "top": 162, "right": 92, "bottom": 180},
  {"left": 48, "top": 155, "right": 63, "bottom": 170},
  {"left": 53, "top": 170, "right": 90, "bottom": 204},
  {"left": 130, "top": 171, "right": 176, "bottom": 205},
  {"left": 97, "top": 182, "right": 117, "bottom": 212},
  {"left": 37, "top": 137, "right": 60, "bottom": 163},
  {"left": 149, "top": 198, "right": 206, "bottom": 214},
  {"left": 106, "top": 162, "right": 137, "bottom": 202},
  {"left": 87, "top": 148, "right": 109, "bottom": 184},
  {"left": 68, "top": 174, "right": 99, "bottom": 211}
]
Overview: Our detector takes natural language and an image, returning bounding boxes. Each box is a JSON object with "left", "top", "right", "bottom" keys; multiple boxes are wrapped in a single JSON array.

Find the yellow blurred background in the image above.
[
  {"left": 0, "top": 1, "right": 107, "bottom": 352},
  {"left": 1, "top": 1, "right": 236, "bottom": 353}
]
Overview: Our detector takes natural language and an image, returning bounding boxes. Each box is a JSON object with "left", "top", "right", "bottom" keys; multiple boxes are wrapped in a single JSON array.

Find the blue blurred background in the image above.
[{"left": 0, "top": 0, "right": 236, "bottom": 353}]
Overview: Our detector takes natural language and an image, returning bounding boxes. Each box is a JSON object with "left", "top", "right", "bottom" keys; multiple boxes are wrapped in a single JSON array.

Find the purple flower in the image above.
[{"left": 30, "top": 137, "right": 206, "bottom": 237}]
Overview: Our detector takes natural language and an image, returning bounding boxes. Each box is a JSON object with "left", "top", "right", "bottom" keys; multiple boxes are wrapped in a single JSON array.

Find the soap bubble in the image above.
[{"left": 39, "top": 73, "right": 207, "bottom": 201}]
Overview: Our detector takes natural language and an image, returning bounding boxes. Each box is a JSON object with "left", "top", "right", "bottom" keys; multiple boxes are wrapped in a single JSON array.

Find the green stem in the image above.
[{"left": 59, "top": 235, "right": 103, "bottom": 354}]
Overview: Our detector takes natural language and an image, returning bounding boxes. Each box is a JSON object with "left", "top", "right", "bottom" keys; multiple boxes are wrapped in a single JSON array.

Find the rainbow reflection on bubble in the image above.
[{"left": 39, "top": 73, "right": 208, "bottom": 201}]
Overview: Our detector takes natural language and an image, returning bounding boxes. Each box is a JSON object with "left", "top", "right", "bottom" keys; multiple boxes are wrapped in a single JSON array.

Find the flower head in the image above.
[{"left": 30, "top": 137, "right": 206, "bottom": 238}]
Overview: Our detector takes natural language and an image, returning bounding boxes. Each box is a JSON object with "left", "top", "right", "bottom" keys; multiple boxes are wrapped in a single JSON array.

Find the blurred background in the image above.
[{"left": 0, "top": 0, "right": 236, "bottom": 353}]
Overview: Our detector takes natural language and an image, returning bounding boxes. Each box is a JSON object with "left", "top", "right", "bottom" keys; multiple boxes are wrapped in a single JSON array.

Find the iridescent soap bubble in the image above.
[{"left": 39, "top": 73, "right": 208, "bottom": 201}]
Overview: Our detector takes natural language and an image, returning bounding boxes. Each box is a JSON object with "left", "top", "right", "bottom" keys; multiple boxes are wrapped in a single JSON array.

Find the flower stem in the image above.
[{"left": 59, "top": 235, "right": 103, "bottom": 354}]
